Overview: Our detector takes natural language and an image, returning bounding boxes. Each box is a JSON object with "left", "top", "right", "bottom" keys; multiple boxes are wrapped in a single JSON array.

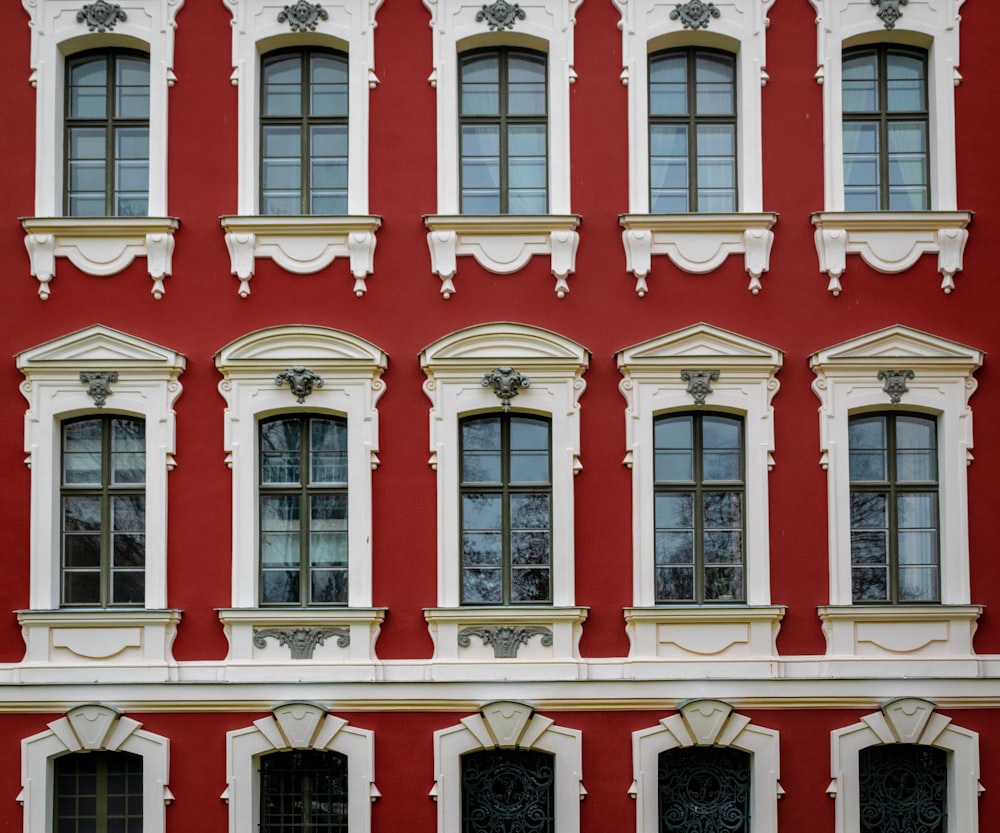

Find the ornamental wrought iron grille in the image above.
[
  {"left": 658, "top": 746, "right": 751, "bottom": 833},
  {"left": 80, "top": 371, "right": 119, "bottom": 407},
  {"left": 278, "top": 1, "right": 330, "bottom": 32},
  {"left": 261, "top": 749, "right": 349, "bottom": 833},
  {"left": 253, "top": 627, "right": 351, "bottom": 659},
  {"left": 669, "top": 0, "right": 721, "bottom": 30},
  {"left": 476, "top": 0, "right": 527, "bottom": 31},
  {"left": 76, "top": 0, "right": 127, "bottom": 32},
  {"left": 275, "top": 366, "right": 325, "bottom": 403},
  {"left": 871, "top": 0, "right": 909, "bottom": 30},
  {"left": 482, "top": 367, "right": 531, "bottom": 411},
  {"left": 859, "top": 744, "right": 947, "bottom": 833},
  {"left": 461, "top": 748, "right": 555, "bottom": 833},
  {"left": 878, "top": 369, "right": 915, "bottom": 404}
]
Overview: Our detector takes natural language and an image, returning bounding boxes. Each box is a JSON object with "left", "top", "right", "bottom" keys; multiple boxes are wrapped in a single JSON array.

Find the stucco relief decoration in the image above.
[
  {"left": 476, "top": 0, "right": 526, "bottom": 31},
  {"left": 681, "top": 369, "right": 720, "bottom": 405},
  {"left": 482, "top": 366, "right": 530, "bottom": 411},
  {"left": 254, "top": 627, "right": 350, "bottom": 659},
  {"left": 871, "top": 0, "right": 908, "bottom": 30},
  {"left": 458, "top": 625, "right": 553, "bottom": 658},
  {"left": 275, "top": 366, "right": 324, "bottom": 403},
  {"left": 76, "top": 0, "right": 127, "bottom": 32},
  {"left": 277, "top": 1, "right": 330, "bottom": 31},
  {"left": 80, "top": 371, "right": 119, "bottom": 408},
  {"left": 670, "top": 0, "right": 720, "bottom": 30},
  {"left": 878, "top": 368, "right": 915, "bottom": 404}
]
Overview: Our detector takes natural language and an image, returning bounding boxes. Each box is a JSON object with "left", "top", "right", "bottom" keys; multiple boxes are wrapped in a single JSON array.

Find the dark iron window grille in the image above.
[
  {"left": 658, "top": 746, "right": 750, "bottom": 833},
  {"left": 859, "top": 744, "right": 947, "bottom": 833},
  {"left": 260, "top": 749, "right": 349, "bottom": 833},
  {"left": 462, "top": 748, "right": 555, "bottom": 833},
  {"left": 54, "top": 751, "right": 143, "bottom": 833}
]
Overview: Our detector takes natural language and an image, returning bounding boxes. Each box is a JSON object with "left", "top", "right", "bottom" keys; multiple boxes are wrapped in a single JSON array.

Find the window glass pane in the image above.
[
  {"left": 310, "top": 54, "right": 348, "bottom": 116},
  {"left": 886, "top": 52, "right": 926, "bottom": 111},
  {"left": 507, "top": 54, "right": 546, "bottom": 115},
  {"left": 656, "top": 565, "right": 694, "bottom": 601},
  {"left": 849, "top": 415, "right": 887, "bottom": 481},
  {"left": 63, "top": 419, "right": 103, "bottom": 485},
  {"left": 650, "top": 53, "right": 687, "bottom": 115},
  {"left": 311, "top": 569, "right": 348, "bottom": 604},
  {"left": 261, "top": 495, "right": 301, "bottom": 567},
  {"left": 263, "top": 55, "right": 302, "bottom": 116},
  {"left": 843, "top": 52, "right": 878, "bottom": 112},
  {"left": 460, "top": 54, "right": 499, "bottom": 114},
  {"left": 116, "top": 57, "right": 149, "bottom": 118},
  {"left": 694, "top": 53, "right": 735, "bottom": 115},
  {"left": 310, "top": 494, "right": 348, "bottom": 569},
  {"left": 463, "top": 493, "right": 502, "bottom": 531},
  {"left": 511, "top": 566, "right": 550, "bottom": 602},
  {"left": 262, "top": 570, "right": 299, "bottom": 604},
  {"left": 262, "top": 419, "right": 302, "bottom": 483},
  {"left": 69, "top": 58, "right": 108, "bottom": 118}
]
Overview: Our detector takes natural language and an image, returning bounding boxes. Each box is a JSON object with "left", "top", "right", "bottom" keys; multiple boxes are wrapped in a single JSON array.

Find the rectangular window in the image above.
[
  {"left": 849, "top": 413, "right": 939, "bottom": 603},
  {"left": 459, "top": 48, "right": 548, "bottom": 215},
  {"left": 460, "top": 414, "right": 552, "bottom": 604},
  {"left": 859, "top": 744, "right": 946, "bottom": 833},
  {"left": 649, "top": 48, "right": 737, "bottom": 213},
  {"left": 260, "top": 415, "right": 348, "bottom": 605},
  {"left": 65, "top": 50, "right": 150, "bottom": 217},
  {"left": 261, "top": 750, "right": 348, "bottom": 833},
  {"left": 658, "top": 746, "right": 750, "bottom": 833},
  {"left": 54, "top": 750, "right": 143, "bottom": 833},
  {"left": 462, "top": 749, "right": 554, "bottom": 833},
  {"left": 654, "top": 413, "right": 745, "bottom": 603},
  {"left": 61, "top": 416, "right": 146, "bottom": 607}
]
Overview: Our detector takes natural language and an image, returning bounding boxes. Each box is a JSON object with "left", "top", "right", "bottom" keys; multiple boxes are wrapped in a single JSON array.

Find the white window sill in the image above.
[
  {"left": 818, "top": 604, "right": 982, "bottom": 660},
  {"left": 424, "top": 214, "right": 581, "bottom": 298},
  {"left": 811, "top": 211, "right": 972, "bottom": 295},
  {"left": 619, "top": 213, "right": 777, "bottom": 295},
  {"left": 21, "top": 217, "right": 179, "bottom": 300},
  {"left": 220, "top": 215, "right": 382, "bottom": 298}
]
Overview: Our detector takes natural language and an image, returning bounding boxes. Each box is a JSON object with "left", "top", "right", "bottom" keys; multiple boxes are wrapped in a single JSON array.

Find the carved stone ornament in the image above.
[
  {"left": 681, "top": 369, "right": 720, "bottom": 405},
  {"left": 458, "top": 625, "right": 553, "bottom": 658},
  {"left": 275, "top": 366, "right": 324, "bottom": 403},
  {"left": 481, "top": 367, "right": 530, "bottom": 411},
  {"left": 79, "top": 371, "right": 119, "bottom": 408},
  {"left": 669, "top": 0, "right": 720, "bottom": 29},
  {"left": 76, "top": 0, "right": 127, "bottom": 32},
  {"left": 871, "top": 0, "right": 908, "bottom": 29},
  {"left": 878, "top": 368, "right": 915, "bottom": 404},
  {"left": 476, "top": 0, "right": 526, "bottom": 31},
  {"left": 253, "top": 627, "right": 350, "bottom": 659},
  {"left": 277, "top": 1, "right": 329, "bottom": 32}
]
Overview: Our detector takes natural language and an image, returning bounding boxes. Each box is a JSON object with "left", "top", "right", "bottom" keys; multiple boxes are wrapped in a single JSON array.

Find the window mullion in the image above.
[
  {"left": 499, "top": 51, "right": 509, "bottom": 215},
  {"left": 501, "top": 416, "right": 511, "bottom": 604},
  {"left": 688, "top": 50, "right": 698, "bottom": 213},
  {"left": 101, "top": 419, "right": 112, "bottom": 607},
  {"left": 106, "top": 55, "right": 116, "bottom": 216},
  {"left": 693, "top": 415, "right": 704, "bottom": 603},
  {"left": 301, "top": 418, "right": 311, "bottom": 606}
]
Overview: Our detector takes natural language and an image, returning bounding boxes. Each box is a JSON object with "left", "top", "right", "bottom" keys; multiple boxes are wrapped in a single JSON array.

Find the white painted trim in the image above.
[
  {"left": 829, "top": 698, "right": 981, "bottom": 833},
  {"left": 632, "top": 700, "right": 780, "bottom": 833},
  {"left": 225, "top": 703, "right": 375, "bottom": 833}
]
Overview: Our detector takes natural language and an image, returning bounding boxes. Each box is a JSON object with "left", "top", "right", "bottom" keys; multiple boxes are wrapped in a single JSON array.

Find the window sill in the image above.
[
  {"left": 619, "top": 213, "right": 777, "bottom": 295},
  {"left": 220, "top": 215, "right": 382, "bottom": 298},
  {"left": 424, "top": 214, "right": 581, "bottom": 298},
  {"left": 811, "top": 210, "right": 972, "bottom": 295},
  {"left": 20, "top": 216, "right": 179, "bottom": 300}
]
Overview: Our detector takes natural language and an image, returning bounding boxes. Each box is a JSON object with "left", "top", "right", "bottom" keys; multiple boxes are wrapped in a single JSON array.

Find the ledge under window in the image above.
[
  {"left": 21, "top": 217, "right": 179, "bottom": 300},
  {"left": 811, "top": 211, "right": 972, "bottom": 295},
  {"left": 424, "top": 214, "right": 581, "bottom": 299},
  {"left": 620, "top": 213, "right": 777, "bottom": 295},
  {"left": 220, "top": 215, "right": 382, "bottom": 298}
]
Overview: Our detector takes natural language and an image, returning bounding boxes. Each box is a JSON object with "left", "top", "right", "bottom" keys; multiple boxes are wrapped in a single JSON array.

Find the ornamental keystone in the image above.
[
  {"left": 79, "top": 371, "right": 119, "bottom": 408},
  {"left": 482, "top": 367, "right": 530, "bottom": 411},
  {"left": 681, "top": 369, "right": 720, "bottom": 405},
  {"left": 670, "top": 0, "right": 720, "bottom": 30},
  {"left": 278, "top": 1, "right": 329, "bottom": 32},
  {"left": 76, "top": 0, "right": 127, "bottom": 32},
  {"left": 276, "top": 366, "right": 324, "bottom": 403},
  {"left": 476, "top": 0, "right": 526, "bottom": 31},
  {"left": 871, "top": 0, "right": 908, "bottom": 30},
  {"left": 878, "top": 369, "right": 915, "bottom": 404}
]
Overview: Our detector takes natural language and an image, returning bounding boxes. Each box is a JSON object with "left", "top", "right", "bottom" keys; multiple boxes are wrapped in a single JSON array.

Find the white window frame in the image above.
[
  {"left": 809, "top": 0, "right": 972, "bottom": 294},
  {"left": 632, "top": 699, "right": 780, "bottom": 833},
  {"left": 422, "top": 0, "right": 582, "bottom": 296},
  {"left": 432, "top": 701, "right": 583, "bottom": 833},
  {"left": 225, "top": 702, "right": 376, "bottom": 833},
  {"left": 220, "top": 0, "right": 383, "bottom": 294},
  {"left": 19, "top": 704, "right": 172, "bottom": 833},
  {"left": 829, "top": 698, "right": 981, "bottom": 833},
  {"left": 20, "top": 0, "right": 181, "bottom": 298}
]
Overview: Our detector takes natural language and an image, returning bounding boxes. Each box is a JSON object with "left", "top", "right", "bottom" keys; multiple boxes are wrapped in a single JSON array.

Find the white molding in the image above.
[
  {"left": 21, "top": 0, "right": 182, "bottom": 217},
  {"left": 221, "top": 215, "right": 382, "bottom": 297},
  {"left": 620, "top": 213, "right": 777, "bottom": 294},
  {"left": 21, "top": 217, "right": 179, "bottom": 299},
  {"left": 809, "top": 326, "right": 983, "bottom": 607},
  {"left": 215, "top": 326, "right": 387, "bottom": 610},
  {"left": 16, "top": 325, "right": 186, "bottom": 612},
  {"left": 632, "top": 700, "right": 781, "bottom": 833},
  {"left": 225, "top": 703, "right": 375, "bottom": 833},
  {"left": 612, "top": 0, "right": 775, "bottom": 214},
  {"left": 811, "top": 211, "right": 972, "bottom": 294},
  {"left": 432, "top": 702, "right": 584, "bottom": 833},
  {"left": 20, "top": 704, "right": 171, "bottom": 833},
  {"left": 424, "top": 215, "right": 581, "bottom": 297},
  {"left": 617, "top": 323, "right": 782, "bottom": 608},
  {"left": 829, "top": 698, "right": 981, "bottom": 833},
  {"left": 420, "top": 323, "right": 589, "bottom": 609}
]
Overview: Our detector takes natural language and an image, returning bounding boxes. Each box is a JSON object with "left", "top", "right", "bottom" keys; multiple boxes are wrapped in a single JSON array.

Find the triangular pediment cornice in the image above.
[
  {"left": 617, "top": 323, "right": 782, "bottom": 370},
  {"left": 421, "top": 323, "right": 589, "bottom": 368},
  {"left": 16, "top": 325, "right": 185, "bottom": 373},
  {"left": 216, "top": 326, "right": 387, "bottom": 371},
  {"left": 810, "top": 326, "right": 983, "bottom": 372}
]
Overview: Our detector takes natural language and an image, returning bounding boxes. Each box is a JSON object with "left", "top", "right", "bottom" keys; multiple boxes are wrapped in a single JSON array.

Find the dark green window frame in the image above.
[
  {"left": 648, "top": 46, "right": 738, "bottom": 213},
  {"left": 849, "top": 412, "right": 939, "bottom": 603},
  {"left": 653, "top": 412, "right": 745, "bottom": 603},
  {"left": 459, "top": 47, "right": 549, "bottom": 215},
  {"left": 259, "top": 414, "right": 349, "bottom": 606},
  {"left": 60, "top": 415, "right": 146, "bottom": 608},
  {"left": 859, "top": 744, "right": 947, "bottom": 833},
  {"left": 64, "top": 49, "right": 150, "bottom": 217},
  {"left": 842, "top": 45, "right": 930, "bottom": 211},
  {"left": 260, "top": 47, "right": 349, "bottom": 216},
  {"left": 461, "top": 748, "right": 555, "bottom": 833},
  {"left": 54, "top": 750, "right": 143, "bottom": 833},
  {"left": 260, "top": 749, "right": 349, "bottom": 833},
  {"left": 658, "top": 746, "right": 750, "bottom": 833},
  {"left": 460, "top": 413, "right": 552, "bottom": 605}
]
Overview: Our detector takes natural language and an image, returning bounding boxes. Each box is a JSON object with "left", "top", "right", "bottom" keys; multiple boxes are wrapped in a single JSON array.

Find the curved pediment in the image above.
[
  {"left": 421, "top": 322, "right": 589, "bottom": 368},
  {"left": 216, "top": 326, "right": 387, "bottom": 370}
]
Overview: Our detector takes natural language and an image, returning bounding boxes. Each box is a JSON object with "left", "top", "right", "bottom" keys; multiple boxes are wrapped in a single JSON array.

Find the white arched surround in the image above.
[
  {"left": 215, "top": 326, "right": 387, "bottom": 672},
  {"left": 810, "top": 326, "right": 983, "bottom": 668},
  {"left": 225, "top": 702, "right": 377, "bottom": 833},
  {"left": 20, "top": 704, "right": 172, "bottom": 833},
  {"left": 431, "top": 701, "right": 584, "bottom": 833},
  {"left": 20, "top": 1, "right": 181, "bottom": 298},
  {"left": 220, "top": 0, "right": 383, "bottom": 296},
  {"left": 420, "top": 324, "right": 589, "bottom": 673},
  {"left": 828, "top": 698, "right": 981, "bottom": 833},
  {"left": 809, "top": 0, "right": 972, "bottom": 294},
  {"left": 15, "top": 325, "right": 185, "bottom": 677},
  {"left": 617, "top": 324, "right": 784, "bottom": 672},
  {"left": 631, "top": 699, "right": 781, "bottom": 833}
]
